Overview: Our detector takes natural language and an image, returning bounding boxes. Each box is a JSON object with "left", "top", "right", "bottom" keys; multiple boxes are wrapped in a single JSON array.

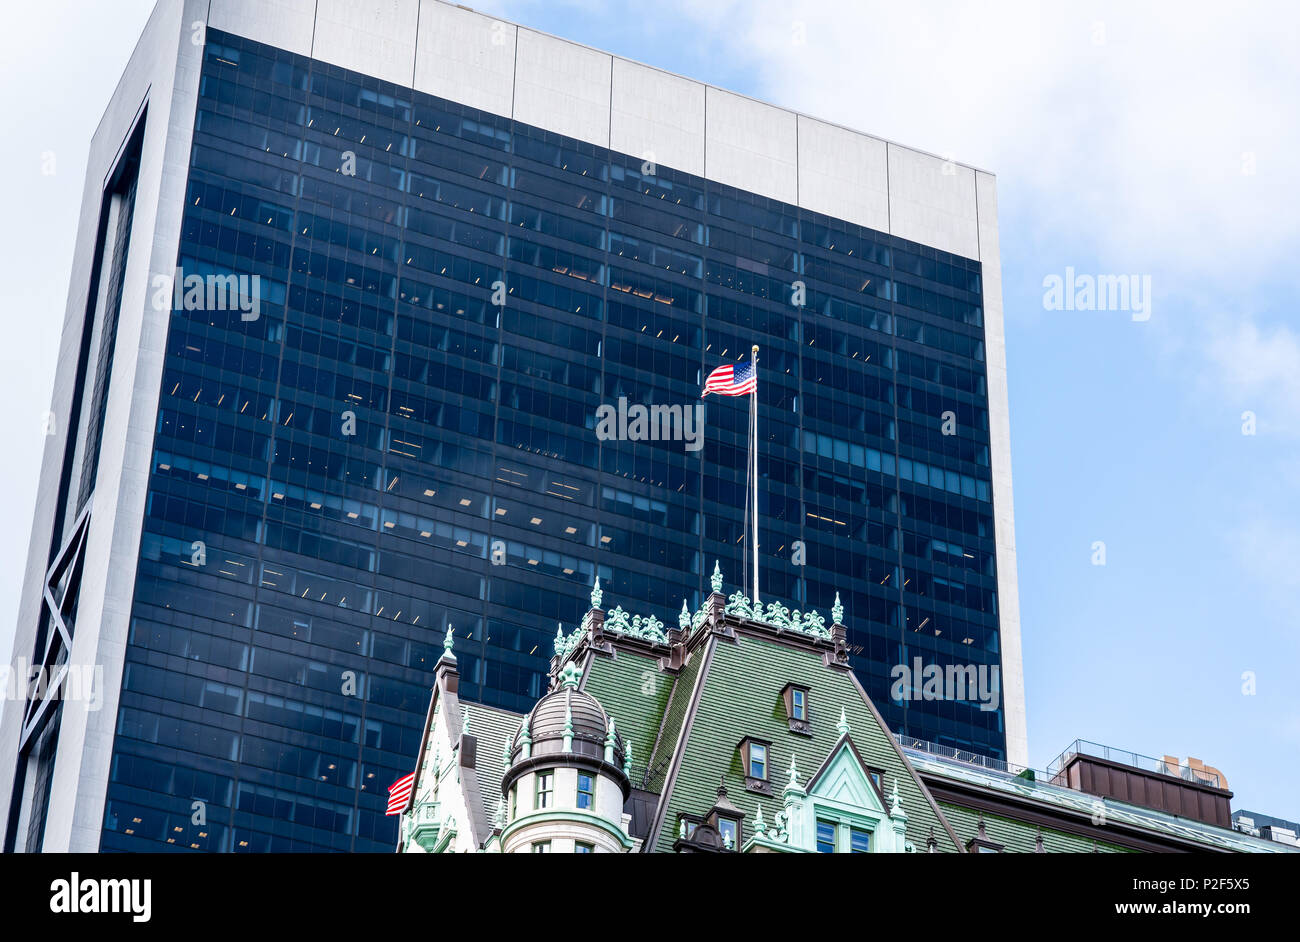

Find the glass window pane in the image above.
[
  {"left": 816, "top": 820, "right": 836, "bottom": 853},
  {"left": 577, "top": 771, "right": 594, "bottom": 809}
]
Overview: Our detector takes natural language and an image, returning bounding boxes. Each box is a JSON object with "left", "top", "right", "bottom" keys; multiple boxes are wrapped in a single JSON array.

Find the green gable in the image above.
[
  {"left": 651, "top": 633, "right": 960, "bottom": 852},
  {"left": 810, "top": 741, "right": 889, "bottom": 814}
]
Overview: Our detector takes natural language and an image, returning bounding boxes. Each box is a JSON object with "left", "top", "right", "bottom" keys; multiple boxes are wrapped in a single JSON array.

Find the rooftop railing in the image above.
[
  {"left": 1047, "top": 739, "right": 1222, "bottom": 789},
  {"left": 894, "top": 736, "right": 1035, "bottom": 778}
]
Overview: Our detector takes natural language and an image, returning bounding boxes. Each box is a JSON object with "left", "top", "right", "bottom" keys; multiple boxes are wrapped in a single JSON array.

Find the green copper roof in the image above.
[
  {"left": 650, "top": 633, "right": 959, "bottom": 852},
  {"left": 580, "top": 648, "right": 675, "bottom": 789},
  {"left": 909, "top": 750, "right": 1297, "bottom": 854},
  {"left": 644, "top": 645, "right": 704, "bottom": 794},
  {"left": 939, "top": 802, "right": 1129, "bottom": 853}
]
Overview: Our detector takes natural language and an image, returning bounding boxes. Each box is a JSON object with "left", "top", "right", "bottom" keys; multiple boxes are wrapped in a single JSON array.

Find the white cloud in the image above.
[
  {"left": 654, "top": 0, "right": 1300, "bottom": 279},
  {"left": 637, "top": 0, "right": 1300, "bottom": 449},
  {"left": 1204, "top": 316, "right": 1300, "bottom": 437}
]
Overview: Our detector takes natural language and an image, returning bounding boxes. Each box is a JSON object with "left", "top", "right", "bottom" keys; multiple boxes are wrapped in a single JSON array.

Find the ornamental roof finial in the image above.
[
  {"left": 623, "top": 739, "right": 633, "bottom": 778},
  {"left": 604, "top": 716, "right": 617, "bottom": 763},
  {"left": 836, "top": 707, "right": 850, "bottom": 737},
  {"left": 679, "top": 599, "right": 691, "bottom": 629},
  {"left": 519, "top": 714, "right": 532, "bottom": 759},
  {"left": 710, "top": 560, "right": 723, "bottom": 594},
  {"left": 889, "top": 778, "right": 904, "bottom": 817},
  {"left": 559, "top": 661, "right": 583, "bottom": 690},
  {"left": 755, "top": 803, "right": 767, "bottom": 836},
  {"left": 787, "top": 754, "right": 800, "bottom": 787},
  {"left": 442, "top": 625, "right": 456, "bottom": 658},
  {"left": 832, "top": 592, "right": 844, "bottom": 625},
  {"left": 591, "top": 574, "right": 603, "bottom": 609}
]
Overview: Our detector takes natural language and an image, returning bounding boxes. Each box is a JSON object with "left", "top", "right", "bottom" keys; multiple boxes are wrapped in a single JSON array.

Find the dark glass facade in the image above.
[{"left": 100, "top": 30, "right": 1003, "bottom": 852}]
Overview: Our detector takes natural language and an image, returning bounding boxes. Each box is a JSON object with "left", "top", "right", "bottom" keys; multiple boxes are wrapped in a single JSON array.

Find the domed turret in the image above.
[
  {"left": 507, "top": 662, "right": 626, "bottom": 768},
  {"left": 498, "top": 662, "right": 635, "bottom": 853}
]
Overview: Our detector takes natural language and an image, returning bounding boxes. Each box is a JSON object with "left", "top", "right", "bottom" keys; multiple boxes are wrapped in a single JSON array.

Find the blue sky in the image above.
[{"left": 2, "top": 0, "right": 1296, "bottom": 821}]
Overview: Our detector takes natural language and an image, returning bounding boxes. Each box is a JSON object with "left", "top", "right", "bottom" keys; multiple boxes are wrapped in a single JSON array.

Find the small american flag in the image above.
[
  {"left": 386, "top": 772, "right": 415, "bottom": 815},
  {"left": 702, "top": 361, "right": 757, "bottom": 397}
]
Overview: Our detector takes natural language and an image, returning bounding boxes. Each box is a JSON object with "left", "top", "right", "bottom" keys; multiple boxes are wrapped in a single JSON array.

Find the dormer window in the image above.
[
  {"left": 737, "top": 737, "right": 772, "bottom": 793},
  {"left": 967, "top": 816, "right": 1004, "bottom": 853},
  {"left": 792, "top": 688, "right": 807, "bottom": 720},
  {"left": 781, "top": 683, "right": 812, "bottom": 735},
  {"left": 816, "top": 819, "right": 835, "bottom": 853},
  {"left": 717, "top": 816, "right": 739, "bottom": 850},
  {"left": 673, "top": 782, "right": 746, "bottom": 853}
]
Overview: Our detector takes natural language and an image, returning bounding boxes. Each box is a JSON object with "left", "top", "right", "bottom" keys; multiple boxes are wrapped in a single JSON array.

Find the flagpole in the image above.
[{"left": 751, "top": 344, "right": 760, "bottom": 605}]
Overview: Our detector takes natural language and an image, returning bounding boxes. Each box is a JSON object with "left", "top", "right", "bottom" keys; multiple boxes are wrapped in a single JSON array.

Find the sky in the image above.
[{"left": 1, "top": 0, "right": 1296, "bottom": 821}]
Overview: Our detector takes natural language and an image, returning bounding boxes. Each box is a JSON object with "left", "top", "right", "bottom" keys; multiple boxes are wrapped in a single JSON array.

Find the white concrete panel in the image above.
[
  {"left": 705, "top": 88, "right": 798, "bottom": 205},
  {"left": 312, "top": 0, "right": 419, "bottom": 88},
  {"left": 797, "top": 116, "right": 889, "bottom": 232},
  {"left": 207, "top": 0, "right": 316, "bottom": 55},
  {"left": 414, "top": 0, "right": 515, "bottom": 117},
  {"left": 887, "top": 144, "right": 979, "bottom": 259},
  {"left": 513, "top": 29, "right": 612, "bottom": 148},
  {"left": 2, "top": 0, "right": 212, "bottom": 853},
  {"left": 976, "top": 170, "right": 1026, "bottom": 768},
  {"left": 610, "top": 58, "right": 705, "bottom": 177}
]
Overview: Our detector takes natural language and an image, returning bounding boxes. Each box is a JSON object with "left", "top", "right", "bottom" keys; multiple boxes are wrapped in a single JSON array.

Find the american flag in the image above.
[
  {"left": 701, "top": 361, "right": 757, "bottom": 397},
  {"left": 386, "top": 771, "right": 415, "bottom": 815}
]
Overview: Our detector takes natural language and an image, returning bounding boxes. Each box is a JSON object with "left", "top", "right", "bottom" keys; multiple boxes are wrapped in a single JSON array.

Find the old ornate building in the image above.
[{"left": 397, "top": 569, "right": 1294, "bottom": 854}]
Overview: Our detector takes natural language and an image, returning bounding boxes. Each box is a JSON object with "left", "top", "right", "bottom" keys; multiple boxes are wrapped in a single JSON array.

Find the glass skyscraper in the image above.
[{"left": 1, "top": 0, "right": 1023, "bottom": 852}]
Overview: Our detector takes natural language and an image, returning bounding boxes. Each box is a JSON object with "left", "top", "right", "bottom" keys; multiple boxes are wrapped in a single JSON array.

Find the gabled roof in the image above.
[
  {"left": 462, "top": 701, "right": 524, "bottom": 822},
  {"left": 404, "top": 575, "right": 1290, "bottom": 855},
  {"left": 579, "top": 645, "right": 676, "bottom": 789},
  {"left": 645, "top": 628, "right": 962, "bottom": 852},
  {"left": 807, "top": 734, "right": 890, "bottom": 816},
  {"left": 405, "top": 645, "right": 523, "bottom": 850}
]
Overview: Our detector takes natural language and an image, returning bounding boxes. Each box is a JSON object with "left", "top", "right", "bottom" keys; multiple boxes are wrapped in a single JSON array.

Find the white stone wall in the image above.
[
  {"left": 198, "top": 0, "right": 999, "bottom": 256},
  {"left": 405, "top": 702, "right": 479, "bottom": 853},
  {"left": 0, "top": 0, "right": 210, "bottom": 852},
  {"left": 501, "top": 766, "right": 628, "bottom": 853}
]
